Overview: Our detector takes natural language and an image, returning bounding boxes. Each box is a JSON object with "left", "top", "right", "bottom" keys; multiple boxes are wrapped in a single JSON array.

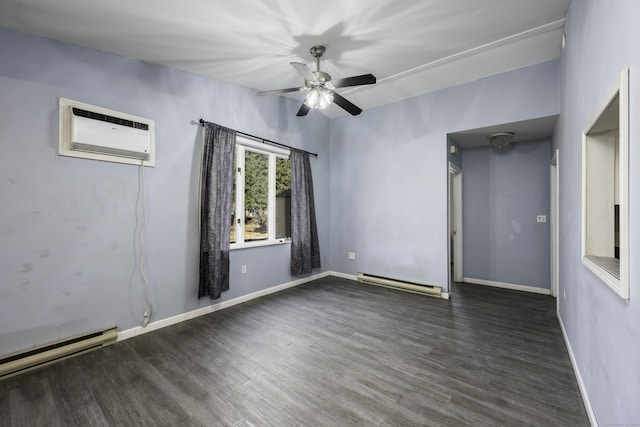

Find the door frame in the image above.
[
  {"left": 550, "top": 149, "right": 559, "bottom": 306},
  {"left": 449, "top": 163, "right": 463, "bottom": 283}
]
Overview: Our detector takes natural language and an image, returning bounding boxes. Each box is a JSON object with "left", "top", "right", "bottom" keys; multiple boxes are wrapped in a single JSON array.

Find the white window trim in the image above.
[
  {"left": 231, "top": 136, "right": 290, "bottom": 250},
  {"left": 581, "top": 68, "right": 630, "bottom": 300},
  {"left": 231, "top": 239, "right": 291, "bottom": 251}
]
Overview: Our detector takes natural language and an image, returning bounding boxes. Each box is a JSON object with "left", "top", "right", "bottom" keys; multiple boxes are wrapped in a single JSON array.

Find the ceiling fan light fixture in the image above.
[
  {"left": 257, "top": 45, "right": 375, "bottom": 116},
  {"left": 304, "top": 87, "right": 333, "bottom": 110},
  {"left": 488, "top": 132, "right": 514, "bottom": 149}
]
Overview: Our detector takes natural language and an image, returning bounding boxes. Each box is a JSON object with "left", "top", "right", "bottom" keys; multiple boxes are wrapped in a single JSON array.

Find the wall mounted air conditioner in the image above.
[{"left": 59, "top": 98, "right": 155, "bottom": 167}]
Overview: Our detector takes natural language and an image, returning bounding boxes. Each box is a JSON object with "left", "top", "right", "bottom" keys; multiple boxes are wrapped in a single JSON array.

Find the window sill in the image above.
[
  {"left": 583, "top": 256, "right": 625, "bottom": 298},
  {"left": 230, "top": 239, "right": 291, "bottom": 251}
]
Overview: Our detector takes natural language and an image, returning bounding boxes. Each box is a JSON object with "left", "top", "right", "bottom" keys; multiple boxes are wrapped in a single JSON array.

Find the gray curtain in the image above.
[
  {"left": 290, "top": 148, "right": 321, "bottom": 275},
  {"left": 199, "top": 123, "right": 236, "bottom": 299}
]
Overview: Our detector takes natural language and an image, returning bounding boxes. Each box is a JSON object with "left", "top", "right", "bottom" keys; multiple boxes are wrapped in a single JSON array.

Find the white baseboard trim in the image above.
[
  {"left": 330, "top": 271, "right": 358, "bottom": 281},
  {"left": 463, "top": 277, "right": 551, "bottom": 295},
  {"left": 118, "top": 270, "right": 331, "bottom": 342},
  {"left": 558, "top": 314, "right": 598, "bottom": 426}
]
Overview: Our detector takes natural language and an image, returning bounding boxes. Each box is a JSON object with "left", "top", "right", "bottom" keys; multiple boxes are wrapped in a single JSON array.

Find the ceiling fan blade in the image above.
[
  {"left": 331, "top": 91, "right": 362, "bottom": 116},
  {"left": 332, "top": 74, "right": 376, "bottom": 88},
  {"left": 257, "top": 87, "right": 306, "bottom": 96},
  {"left": 290, "top": 62, "right": 318, "bottom": 82},
  {"left": 296, "top": 103, "right": 311, "bottom": 117}
]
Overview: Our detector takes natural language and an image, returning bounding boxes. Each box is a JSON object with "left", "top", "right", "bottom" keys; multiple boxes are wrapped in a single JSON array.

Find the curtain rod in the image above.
[{"left": 198, "top": 119, "right": 318, "bottom": 158}]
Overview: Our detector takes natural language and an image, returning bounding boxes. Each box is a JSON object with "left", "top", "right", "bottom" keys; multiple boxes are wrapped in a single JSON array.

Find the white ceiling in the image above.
[{"left": 0, "top": 0, "right": 569, "bottom": 118}]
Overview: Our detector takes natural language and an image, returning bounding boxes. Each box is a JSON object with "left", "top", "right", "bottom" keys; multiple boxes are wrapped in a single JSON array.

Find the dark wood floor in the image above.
[{"left": 0, "top": 277, "right": 588, "bottom": 426}]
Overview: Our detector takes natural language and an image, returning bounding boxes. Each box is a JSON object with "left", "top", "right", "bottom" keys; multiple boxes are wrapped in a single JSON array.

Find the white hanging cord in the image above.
[{"left": 139, "top": 162, "right": 153, "bottom": 326}]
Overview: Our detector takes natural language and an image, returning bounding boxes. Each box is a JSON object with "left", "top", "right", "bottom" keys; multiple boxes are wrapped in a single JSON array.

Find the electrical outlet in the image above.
[
  {"left": 348, "top": 252, "right": 356, "bottom": 260},
  {"left": 537, "top": 215, "right": 547, "bottom": 223},
  {"left": 142, "top": 309, "right": 151, "bottom": 328},
  {"left": 241, "top": 265, "right": 247, "bottom": 274}
]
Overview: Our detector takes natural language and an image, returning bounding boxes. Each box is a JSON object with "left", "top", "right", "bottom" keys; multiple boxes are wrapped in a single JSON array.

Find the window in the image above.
[
  {"left": 582, "top": 68, "right": 629, "bottom": 300},
  {"left": 231, "top": 136, "right": 291, "bottom": 248}
]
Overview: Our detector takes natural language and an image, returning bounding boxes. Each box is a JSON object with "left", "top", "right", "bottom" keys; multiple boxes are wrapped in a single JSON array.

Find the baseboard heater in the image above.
[
  {"left": 357, "top": 273, "right": 442, "bottom": 298},
  {"left": 0, "top": 325, "right": 117, "bottom": 380}
]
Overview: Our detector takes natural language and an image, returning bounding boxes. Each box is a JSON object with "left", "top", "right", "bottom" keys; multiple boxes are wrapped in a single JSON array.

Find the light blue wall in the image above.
[
  {"left": 0, "top": 27, "right": 330, "bottom": 356},
  {"left": 329, "top": 60, "right": 559, "bottom": 290},
  {"left": 557, "top": 0, "right": 640, "bottom": 424},
  {"left": 462, "top": 140, "right": 551, "bottom": 289}
]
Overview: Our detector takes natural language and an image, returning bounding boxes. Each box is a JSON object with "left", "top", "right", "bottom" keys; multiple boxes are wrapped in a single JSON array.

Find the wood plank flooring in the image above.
[{"left": 0, "top": 277, "right": 588, "bottom": 426}]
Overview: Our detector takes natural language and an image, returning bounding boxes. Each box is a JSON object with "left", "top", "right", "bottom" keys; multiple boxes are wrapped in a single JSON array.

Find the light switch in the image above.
[{"left": 537, "top": 215, "right": 547, "bottom": 223}]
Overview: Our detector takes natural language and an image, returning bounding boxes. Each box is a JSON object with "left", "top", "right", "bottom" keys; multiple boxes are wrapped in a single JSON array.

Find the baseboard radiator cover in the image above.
[
  {"left": 0, "top": 326, "right": 117, "bottom": 381},
  {"left": 357, "top": 273, "right": 442, "bottom": 298}
]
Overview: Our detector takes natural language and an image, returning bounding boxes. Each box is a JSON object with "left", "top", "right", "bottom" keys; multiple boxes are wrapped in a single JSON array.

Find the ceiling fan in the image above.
[{"left": 257, "top": 45, "right": 376, "bottom": 116}]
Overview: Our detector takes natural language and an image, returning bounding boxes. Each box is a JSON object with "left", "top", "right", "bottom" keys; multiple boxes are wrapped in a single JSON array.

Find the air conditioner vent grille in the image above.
[
  {"left": 71, "top": 143, "right": 149, "bottom": 160},
  {"left": 72, "top": 107, "right": 149, "bottom": 131}
]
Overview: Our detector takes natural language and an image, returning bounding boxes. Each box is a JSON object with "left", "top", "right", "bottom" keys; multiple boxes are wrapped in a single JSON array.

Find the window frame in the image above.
[
  {"left": 231, "top": 136, "right": 291, "bottom": 250},
  {"left": 581, "top": 68, "right": 630, "bottom": 300}
]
